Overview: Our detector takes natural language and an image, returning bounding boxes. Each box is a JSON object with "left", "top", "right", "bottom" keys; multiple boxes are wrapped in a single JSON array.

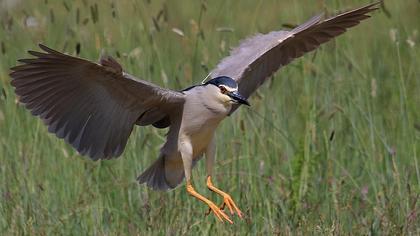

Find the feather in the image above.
[
  {"left": 10, "top": 44, "right": 185, "bottom": 160},
  {"left": 210, "top": 2, "right": 380, "bottom": 114}
]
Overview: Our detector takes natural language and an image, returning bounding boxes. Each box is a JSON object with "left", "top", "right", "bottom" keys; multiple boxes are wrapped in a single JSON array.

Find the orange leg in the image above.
[
  {"left": 186, "top": 180, "right": 233, "bottom": 224},
  {"left": 206, "top": 176, "right": 243, "bottom": 218}
]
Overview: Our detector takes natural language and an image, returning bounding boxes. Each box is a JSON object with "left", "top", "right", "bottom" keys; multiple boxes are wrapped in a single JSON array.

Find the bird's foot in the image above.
[
  {"left": 206, "top": 192, "right": 243, "bottom": 219},
  {"left": 206, "top": 199, "right": 234, "bottom": 224},
  {"left": 206, "top": 176, "right": 243, "bottom": 219},
  {"left": 186, "top": 180, "right": 233, "bottom": 224},
  {"left": 219, "top": 193, "right": 243, "bottom": 218}
]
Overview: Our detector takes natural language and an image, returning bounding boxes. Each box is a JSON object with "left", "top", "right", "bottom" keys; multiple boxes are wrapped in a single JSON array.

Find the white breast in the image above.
[{"left": 180, "top": 85, "right": 230, "bottom": 156}]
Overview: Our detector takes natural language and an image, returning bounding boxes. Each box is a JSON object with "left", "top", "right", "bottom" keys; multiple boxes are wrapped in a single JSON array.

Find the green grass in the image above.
[{"left": 1, "top": 0, "right": 419, "bottom": 234}]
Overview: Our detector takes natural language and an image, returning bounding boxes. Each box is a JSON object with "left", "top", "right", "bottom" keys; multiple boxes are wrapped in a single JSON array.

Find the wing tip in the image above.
[
  {"left": 38, "top": 43, "right": 64, "bottom": 55},
  {"left": 344, "top": 1, "right": 381, "bottom": 15},
  {"left": 38, "top": 43, "right": 51, "bottom": 52},
  {"left": 9, "top": 65, "right": 20, "bottom": 72},
  {"left": 291, "top": 13, "right": 324, "bottom": 33}
]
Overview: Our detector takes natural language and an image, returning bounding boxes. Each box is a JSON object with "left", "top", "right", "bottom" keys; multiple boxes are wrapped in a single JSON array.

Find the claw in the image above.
[
  {"left": 220, "top": 193, "right": 243, "bottom": 218},
  {"left": 206, "top": 176, "right": 243, "bottom": 218},
  {"left": 207, "top": 200, "right": 233, "bottom": 224},
  {"left": 187, "top": 180, "right": 233, "bottom": 224},
  {"left": 205, "top": 202, "right": 226, "bottom": 216}
]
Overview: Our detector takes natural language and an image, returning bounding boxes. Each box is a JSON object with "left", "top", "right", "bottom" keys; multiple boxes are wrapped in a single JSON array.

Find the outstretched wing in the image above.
[
  {"left": 10, "top": 44, "right": 185, "bottom": 160},
  {"left": 211, "top": 2, "right": 379, "bottom": 114}
]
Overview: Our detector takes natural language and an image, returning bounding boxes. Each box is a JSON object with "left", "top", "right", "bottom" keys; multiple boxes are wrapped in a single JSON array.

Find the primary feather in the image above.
[
  {"left": 10, "top": 44, "right": 185, "bottom": 159},
  {"left": 211, "top": 2, "right": 380, "bottom": 114}
]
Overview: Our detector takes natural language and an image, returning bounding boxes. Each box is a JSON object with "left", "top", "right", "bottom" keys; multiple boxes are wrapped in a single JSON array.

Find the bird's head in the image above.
[{"left": 204, "top": 76, "right": 250, "bottom": 106}]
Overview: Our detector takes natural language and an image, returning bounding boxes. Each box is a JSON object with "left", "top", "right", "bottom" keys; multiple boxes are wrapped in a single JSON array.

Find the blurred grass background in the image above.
[{"left": 0, "top": 0, "right": 419, "bottom": 235}]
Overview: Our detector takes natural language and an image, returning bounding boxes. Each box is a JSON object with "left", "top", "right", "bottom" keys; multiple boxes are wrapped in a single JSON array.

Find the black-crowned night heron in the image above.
[{"left": 10, "top": 2, "right": 379, "bottom": 224}]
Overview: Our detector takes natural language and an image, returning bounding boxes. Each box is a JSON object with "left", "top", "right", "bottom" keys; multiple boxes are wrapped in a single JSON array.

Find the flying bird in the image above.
[{"left": 10, "top": 2, "right": 379, "bottom": 224}]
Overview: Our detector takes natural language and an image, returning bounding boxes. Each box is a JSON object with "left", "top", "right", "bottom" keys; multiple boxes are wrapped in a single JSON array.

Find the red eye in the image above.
[{"left": 219, "top": 86, "right": 227, "bottom": 94}]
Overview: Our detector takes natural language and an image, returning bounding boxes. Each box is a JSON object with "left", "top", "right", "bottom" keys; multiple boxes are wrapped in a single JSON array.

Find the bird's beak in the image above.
[{"left": 228, "top": 91, "right": 250, "bottom": 106}]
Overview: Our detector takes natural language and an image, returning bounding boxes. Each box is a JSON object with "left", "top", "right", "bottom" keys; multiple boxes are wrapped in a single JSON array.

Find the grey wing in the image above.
[
  {"left": 10, "top": 44, "right": 185, "bottom": 160},
  {"left": 211, "top": 2, "right": 379, "bottom": 114}
]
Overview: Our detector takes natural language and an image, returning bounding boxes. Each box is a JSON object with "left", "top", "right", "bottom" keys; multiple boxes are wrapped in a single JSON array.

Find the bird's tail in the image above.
[{"left": 137, "top": 154, "right": 185, "bottom": 191}]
